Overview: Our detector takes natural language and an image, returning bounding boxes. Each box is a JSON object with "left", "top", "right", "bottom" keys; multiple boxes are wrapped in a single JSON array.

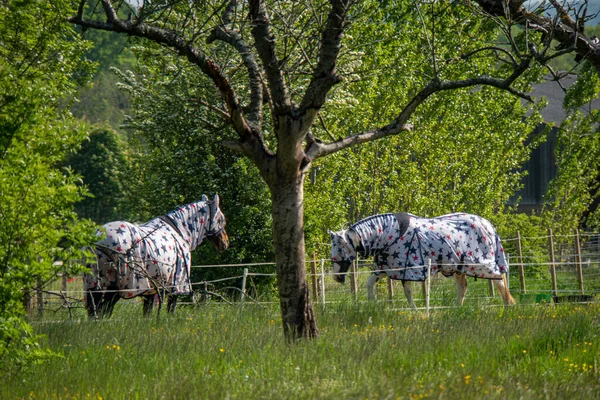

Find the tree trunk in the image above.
[{"left": 270, "top": 176, "right": 319, "bottom": 341}]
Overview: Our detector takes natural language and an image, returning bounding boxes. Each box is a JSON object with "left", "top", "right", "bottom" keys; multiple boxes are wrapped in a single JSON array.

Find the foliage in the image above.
[
  {"left": 0, "top": 0, "right": 98, "bottom": 374},
  {"left": 69, "top": 0, "right": 136, "bottom": 130},
  {"left": 5, "top": 303, "right": 600, "bottom": 398},
  {"left": 542, "top": 61, "right": 600, "bottom": 233},
  {"left": 114, "top": 61, "right": 274, "bottom": 285},
  {"left": 64, "top": 126, "right": 131, "bottom": 224},
  {"left": 305, "top": 1, "right": 546, "bottom": 256}
]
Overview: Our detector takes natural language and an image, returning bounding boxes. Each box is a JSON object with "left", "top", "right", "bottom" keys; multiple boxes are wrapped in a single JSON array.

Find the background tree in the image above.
[
  {"left": 542, "top": 60, "right": 600, "bottom": 233},
  {"left": 64, "top": 126, "right": 131, "bottom": 224},
  {"left": 69, "top": 0, "right": 585, "bottom": 340},
  {"left": 0, "top": 0, "right": 97, "bottom": 373},
  {"left": 70, "top": 0, "right": 135, "bottom": 130}
]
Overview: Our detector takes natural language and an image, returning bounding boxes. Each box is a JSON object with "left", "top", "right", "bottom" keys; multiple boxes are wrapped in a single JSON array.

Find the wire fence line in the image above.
[{"left": 28, "top": 230, "right": 600, "bottom": 316}]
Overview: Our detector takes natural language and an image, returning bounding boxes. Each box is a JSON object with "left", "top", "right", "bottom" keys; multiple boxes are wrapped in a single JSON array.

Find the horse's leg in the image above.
[
  {"left": 402, "top": 281, "right": 417, "bottom": 310},
  {"left": 85, "top": 290, "right": 103, "bottom": 318},
  {"left": 366, "top": 274, "right": 382, "bottom": 300},
  {"left": 455, "top": 273, "right": 468, "bottom": 306},
  {"left": 167, "top": 294, "right": 178, "bottom": 313},
  {"left": 493, "top": 275, "right": 516, "bottom": 305},
  {"left": 142, "top": 295, "right": 154, "bottom": 316},
  {"left": 99, "top": 290, "right": 120, "bottom": 318}
]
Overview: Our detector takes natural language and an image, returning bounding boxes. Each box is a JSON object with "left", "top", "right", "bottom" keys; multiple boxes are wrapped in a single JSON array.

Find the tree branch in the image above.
[
  {"left": 298, "top": 0, "right": 351, "bottom": 115},
  {"left": 474, "top": 0, "right": 600, "bottom": 71},
  {"left": 68, "top": 2, "right": 277, "bottom": 177},
  {"left": 249, "top": 0, "right": 291, "bottom": 114},
  {"left": 207, "top": 0, "right": 264, "bottom": 130},
  {"left": 306, "top": 71, "right": 534, "bottom": 160}
]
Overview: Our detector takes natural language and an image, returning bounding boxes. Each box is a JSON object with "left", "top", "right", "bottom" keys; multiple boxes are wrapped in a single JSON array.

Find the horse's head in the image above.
[
  {"left": 329, "top": 229, "right": 359, "bottom": 283},
  {"left": 205, "top": 194, "right": 229, "bottom": 252}
]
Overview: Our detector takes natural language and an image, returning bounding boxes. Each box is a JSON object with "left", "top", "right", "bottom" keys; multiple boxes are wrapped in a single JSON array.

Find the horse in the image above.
[
  {"left": 329, "top": 212, "right": 515, "bottom": 309},
  {"left": 84, "top": 194, "right": 229, "bottom": 317}
]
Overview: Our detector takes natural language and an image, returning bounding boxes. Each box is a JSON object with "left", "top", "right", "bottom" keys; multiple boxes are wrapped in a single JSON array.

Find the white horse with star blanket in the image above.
[
  {"left": 330, "top": 212, "right": 515, "bottom": 308},
  {"left": 84, "top": 194, "right": 229, "bottom": 317}
]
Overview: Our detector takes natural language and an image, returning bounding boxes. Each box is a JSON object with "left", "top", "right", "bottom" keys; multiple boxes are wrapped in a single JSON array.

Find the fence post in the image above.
[
  {"left": 516, "top": 231, "right": 526, "bottom": 294},
  {"left": 311, "top": 254, "right": 318, "bottom": 302},
  {"left": 320, "top": 259, "right": 326, "bottom": 308},
  {"left": 575, "top": 229, "right": 584, "bottom": 294},
  {"left": 240, "top": 268, "right": 248, "bottom": 303},
  {"left": 36, "top": 277, "right": 43, "bottom": 315},
  {"left": 426, "top": 259, "right": 431, "bottom": 318},
  {"left": 387, "top": 277, "right": 394, "bottom": 301},
  {"left": 488, "top": 280, "right": 495, "bottom": 297},
  {"left": 62, "top": 268, "right": 67, "bottom": 294},
  {"left": 350, "top": 259, "right": 358, "bottom": 301},
  {"left": 548, "top": 228, "right": 558, "bottom": 295}
]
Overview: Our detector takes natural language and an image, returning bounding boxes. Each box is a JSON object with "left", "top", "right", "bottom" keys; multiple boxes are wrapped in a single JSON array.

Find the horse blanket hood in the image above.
[
  {"left": 351, "top": 212, "right": 508, "bottom": 281},
  {"left": 84, "top": 197, "right": 219, "bottom": 299}
]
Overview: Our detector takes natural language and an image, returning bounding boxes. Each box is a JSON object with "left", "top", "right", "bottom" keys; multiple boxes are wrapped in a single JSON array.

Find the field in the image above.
[{"left": 5, "top": 300, "right": 600, "bottom": 400}]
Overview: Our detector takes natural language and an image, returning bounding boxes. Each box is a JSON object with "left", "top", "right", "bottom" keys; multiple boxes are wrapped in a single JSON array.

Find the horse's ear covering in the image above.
[
  {"left": 213, "top": 194, "right": 220, "bottom": 207},
  {"left": 201, "top": 194, "right": 208, "bottom": 202}
]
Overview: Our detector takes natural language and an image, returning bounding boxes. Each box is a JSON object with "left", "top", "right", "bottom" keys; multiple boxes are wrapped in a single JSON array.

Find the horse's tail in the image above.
[
  {"left": 494, "top": 234, "right": 515, "bottom": 305},
  {"left": 501, "top": 274, "right": 516, "bottom": 305}
]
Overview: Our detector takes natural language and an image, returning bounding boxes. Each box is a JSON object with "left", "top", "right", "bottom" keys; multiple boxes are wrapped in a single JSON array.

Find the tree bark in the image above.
[{"left": 270, "top": 176, "right": 318, "bottom": 340}]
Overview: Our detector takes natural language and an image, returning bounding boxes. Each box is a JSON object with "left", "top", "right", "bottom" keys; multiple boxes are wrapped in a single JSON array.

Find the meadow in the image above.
[{"left": 4, "top": 300, "right": 600, "bottom": 400}]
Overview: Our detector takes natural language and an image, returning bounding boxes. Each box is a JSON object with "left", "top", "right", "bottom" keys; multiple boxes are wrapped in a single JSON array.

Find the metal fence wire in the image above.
[{"left": 29, "top": 231, "right": 600, "bottom": 316}]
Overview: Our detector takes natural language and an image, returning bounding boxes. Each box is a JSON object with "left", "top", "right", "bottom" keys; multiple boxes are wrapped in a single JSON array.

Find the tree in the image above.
[
  {"left": 542, "top": 61, "right": 600, "bottom": 233},
  {"left": 64, "top": 126, "right": 131, "bottom": 224},
  {"left": 70, "top": 0, "right": 136, "bottom": 130},
  {"left": 303, "top": 5, "right": 547, "bottom": 252},
  {"left": 0, "top": 0, "right": 97, "bottom": 373},
  {"left": 474, "top": 0, "right": 600, "bottom": 73},
  {"left": 68, "top": 0, "right": 580, "bottom": 340}
]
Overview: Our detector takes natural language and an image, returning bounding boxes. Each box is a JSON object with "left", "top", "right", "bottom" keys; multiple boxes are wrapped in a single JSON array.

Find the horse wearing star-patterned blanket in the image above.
[
  {"left": 84, "top": 194, "right": 229, "bottom": 318},
  {"left": 330, "top": 212, "right": 515, "bottom": 308}
]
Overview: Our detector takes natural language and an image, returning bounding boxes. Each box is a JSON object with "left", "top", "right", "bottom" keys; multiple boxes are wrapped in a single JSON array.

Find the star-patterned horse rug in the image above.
[
  {"left": 330, "top": 212, "right": 515, "bottom": 308},
  {"left": 84, "top": 194, "right": 229, "bottom": 317}
]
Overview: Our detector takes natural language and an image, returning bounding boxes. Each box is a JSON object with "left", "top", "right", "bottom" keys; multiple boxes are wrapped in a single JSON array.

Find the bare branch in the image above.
[
  {"left": 100, "top": 0, "right": 118, "bottom": 23},
  {"left": 474, "top": 0, "right": 600, "bottom": 71},
  {"left": 208, "top": 0, "right": 264, "bottom": 129},
  {"left": 298, "top": 0, "right": 351, "bottom": 115},
  {"left": 68, "top": 9, "right": 252, "bottom": 137},
  {"left": 249, "top": 0, "right": 291, "bottom": 114},
  {"left": 306, "top": 71, "right": 533, "bottom": 160}
]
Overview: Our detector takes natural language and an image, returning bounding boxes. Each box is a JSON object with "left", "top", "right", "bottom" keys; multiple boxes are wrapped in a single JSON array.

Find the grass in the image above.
[{"left": 5, "top": 301, "right": 600, "bottom": 399}]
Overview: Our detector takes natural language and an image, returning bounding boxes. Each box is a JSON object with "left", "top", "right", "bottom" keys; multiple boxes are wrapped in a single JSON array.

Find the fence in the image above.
[{"left": 28, "top": 230, "right": 600, "bottom": 316}]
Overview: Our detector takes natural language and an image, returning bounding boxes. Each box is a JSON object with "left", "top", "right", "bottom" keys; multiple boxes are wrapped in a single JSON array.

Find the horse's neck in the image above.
[
  {"left": 352, "top": 214, "right": 396, "bottom": 256},
  {"left": 166, "top": 201, "right": 211, "bottom": 250},
  {"left": 345, "top": 229, "right": 360, "bottom": 252}
]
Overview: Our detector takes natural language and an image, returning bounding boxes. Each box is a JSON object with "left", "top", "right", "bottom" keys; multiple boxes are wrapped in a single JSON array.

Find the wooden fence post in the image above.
[
  {"left": 516, "top": 231, "right": 526, "bottom": 294},
  {"left": 240, "top": 268, "right": 248, "bottom": 303},
  {"left": 488, "top": 280, "right": 495, "bottom": 297},
  {"left": 548, "top": 228, "right": 558, "bottom": 295},
  {"left": 36, "top": 277, "right": 43, "bottom": 315},
  {"left": 426, "top": 259, "right": 431, "bottom": 318},
  {"left": 350, "top": 259, "right": 358, "bottom": 301},
  {"left": 575, "top": 229, "right": 584, "bottom": 293},
  {"left": 320, "top": 259, "right": 326, "bottom": 308},
  {"left": 311, "top": 254, "right": 319, "bottom": 302}
]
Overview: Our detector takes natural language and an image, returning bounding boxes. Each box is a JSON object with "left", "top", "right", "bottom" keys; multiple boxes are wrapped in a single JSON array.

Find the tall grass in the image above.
[{"left": 6, "top": 301, "right": 600, "bottom": 399}]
